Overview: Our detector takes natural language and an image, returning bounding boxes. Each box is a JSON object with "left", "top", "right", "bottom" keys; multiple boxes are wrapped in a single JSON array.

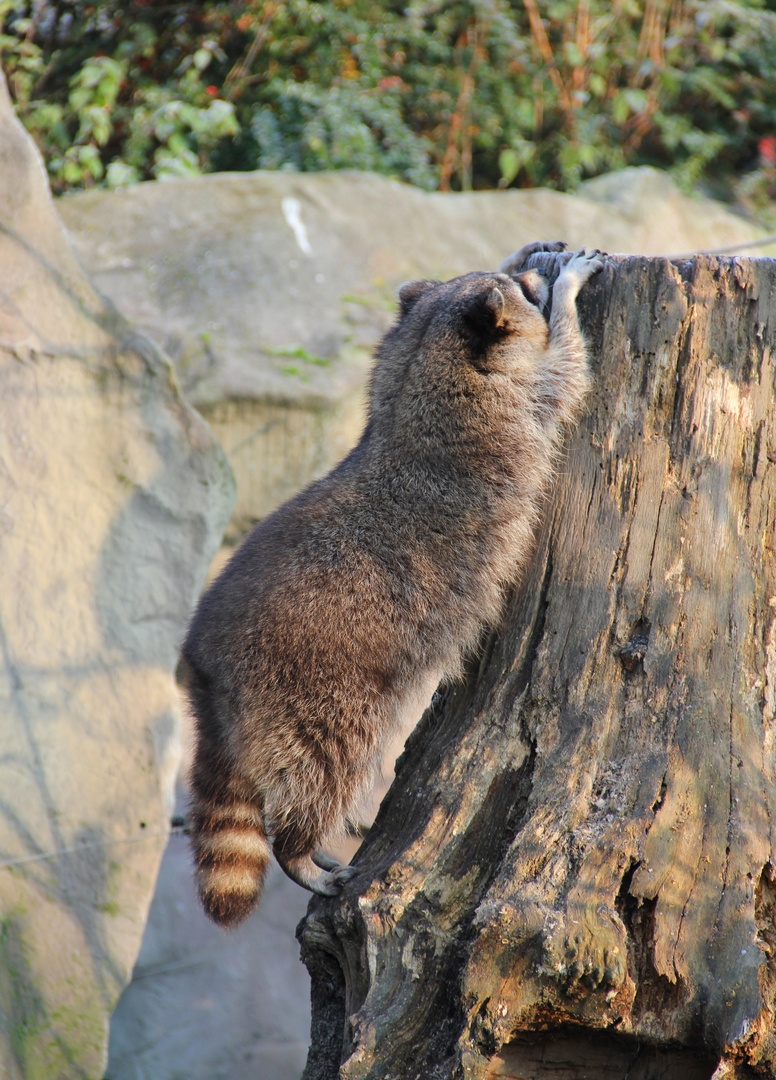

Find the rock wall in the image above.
[
  {"left": 59, "top": 166, "right": 775, "bottom": 542},
  {"left": 0, "top": 78, "right": 233, "bottom": 1079}
]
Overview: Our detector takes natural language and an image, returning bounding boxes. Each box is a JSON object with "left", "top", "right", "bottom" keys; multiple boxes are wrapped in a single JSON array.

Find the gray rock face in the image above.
[
  {"left": 59, "top": 166, "right": 772, "bottom": 540},
  {"left": 0, "top": 77, "right": 233, "bottom": 1079}
]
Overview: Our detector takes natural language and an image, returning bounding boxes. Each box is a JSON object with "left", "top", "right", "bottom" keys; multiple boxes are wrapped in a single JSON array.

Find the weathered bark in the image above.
[{"left": 298, "top": 254, "right": 776, "bottom": 1080}]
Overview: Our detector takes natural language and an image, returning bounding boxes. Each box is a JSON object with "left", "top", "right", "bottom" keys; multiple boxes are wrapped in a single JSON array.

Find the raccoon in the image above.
[{"left": 181, "top": 241, "right": 603, "bottom": 927}]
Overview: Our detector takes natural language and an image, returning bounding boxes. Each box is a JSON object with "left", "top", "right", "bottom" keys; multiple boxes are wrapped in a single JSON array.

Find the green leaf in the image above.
[
  {"left": 106, "top": 160, "right": 139, "bottom": 188},
  {"left": 622, "top": 88, "right": 648, "bottom": 114},
  {"left": 193, "top": 48, "right": 213, "bottom": 72},
  {"left": 611, "top": 92, "right": 630, "bottom": 125},
  {"left": 498, "top": 141, "right": 534, "bottom": 186}
]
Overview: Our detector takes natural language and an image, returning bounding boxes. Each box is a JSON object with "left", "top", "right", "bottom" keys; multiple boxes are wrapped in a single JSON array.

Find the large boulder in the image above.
[
  {"left": 0, "top": 77, "right": 233, "bottom": 1079},
  {"left": 58, "top": 166, "right": 773, "bottom": 540}
]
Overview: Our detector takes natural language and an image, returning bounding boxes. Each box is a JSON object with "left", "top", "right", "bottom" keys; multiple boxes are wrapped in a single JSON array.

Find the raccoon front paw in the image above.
[
  {"left": 558, "top": 248, "right": 605, "bottom": 289},
  {"left": 499, "top": 240, "right": 568, "bottom": 277}
]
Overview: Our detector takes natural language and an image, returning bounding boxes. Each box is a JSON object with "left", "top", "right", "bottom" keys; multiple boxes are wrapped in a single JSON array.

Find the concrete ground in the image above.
[{"left": 106, "top": 789, "right": 313, "bottom": 1080}]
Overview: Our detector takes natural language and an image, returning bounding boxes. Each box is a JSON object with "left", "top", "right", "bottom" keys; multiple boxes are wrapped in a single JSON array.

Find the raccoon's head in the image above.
[
  {"left": 396, "top": 269, "right": 550, "bottom": 375},
  {"left": 397, "top": 268, "right": 549, "bottom": 328},
  {"left": 367, "top": 268, "right": 551, "bottom": 435}
]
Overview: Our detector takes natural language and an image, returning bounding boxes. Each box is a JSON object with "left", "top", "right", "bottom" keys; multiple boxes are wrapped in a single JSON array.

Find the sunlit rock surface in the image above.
[{"left": 0, "top": 76, "right": 233, "bottom": 1080}]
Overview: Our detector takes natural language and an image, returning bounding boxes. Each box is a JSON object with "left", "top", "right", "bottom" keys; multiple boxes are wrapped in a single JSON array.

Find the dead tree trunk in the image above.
[{"left": 298, "top": 254, "right": 776, "bottom": 1080}]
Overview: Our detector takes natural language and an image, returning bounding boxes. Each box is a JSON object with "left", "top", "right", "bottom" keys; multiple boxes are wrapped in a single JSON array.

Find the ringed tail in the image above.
[{"left": 190, "top": 796, "right": 271, "bottom": 928}]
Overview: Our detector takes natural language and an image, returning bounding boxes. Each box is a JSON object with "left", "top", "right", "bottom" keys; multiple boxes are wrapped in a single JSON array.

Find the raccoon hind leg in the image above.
[
  {"left": 312, "top": 848, "right": 343, "bottom": 872},
  {"left": 267, "top": 716, "right": 373, "bottom": 895},
  {"left": 272, "top": 813, "right": 357, "bottom": 895}
]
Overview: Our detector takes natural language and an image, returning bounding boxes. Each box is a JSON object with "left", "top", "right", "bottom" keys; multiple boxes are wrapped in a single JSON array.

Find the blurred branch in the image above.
[
  {"left": 522, "top": 0, "right": 574, "bottom": 120},
  {"left": 224, "top": 4, "right": 275, "bottom": 101},
  {"left": 439, "top": 21, "right": 485, "bottom": 192}
]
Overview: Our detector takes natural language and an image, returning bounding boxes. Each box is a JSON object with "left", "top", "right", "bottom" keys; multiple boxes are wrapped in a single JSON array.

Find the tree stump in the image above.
[{"left": 298, "top": 253, "right": 776, "bottom": 1080}]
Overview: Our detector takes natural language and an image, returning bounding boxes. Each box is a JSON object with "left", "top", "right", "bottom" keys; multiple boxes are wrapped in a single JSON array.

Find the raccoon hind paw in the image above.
[{"left": 276, "top": 850, "right": 358, "bottom": 895}]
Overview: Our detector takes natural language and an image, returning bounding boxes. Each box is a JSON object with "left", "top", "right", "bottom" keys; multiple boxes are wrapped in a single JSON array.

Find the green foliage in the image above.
[
  {"left": 1, "top": 1, "right": 240, "bottom": 188},
  {"left": 1, "top": 0, "right": 776, "bottom": 205}
]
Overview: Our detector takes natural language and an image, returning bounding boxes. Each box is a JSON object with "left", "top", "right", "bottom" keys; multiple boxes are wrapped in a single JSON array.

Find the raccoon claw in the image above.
[
  {"left": 570, "top": 247, "right": 605, "bottom": 272},
  {"left": 330, "top": 863, "right": 358, "bottom": 887},
  {"left": 312, "top": 850, "right": 359, "bottom": 892},
  {"left": 557, "top": 248, "right": 605, "bottom": 291}
]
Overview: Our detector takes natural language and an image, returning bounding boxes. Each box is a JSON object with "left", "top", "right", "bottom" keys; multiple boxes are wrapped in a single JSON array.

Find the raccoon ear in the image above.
[
  {"left": 464, "top": 286, "right": 506, "bottom": 335},
  {"left": 397, "top": 279, "right": 436, "bottom": 317}
]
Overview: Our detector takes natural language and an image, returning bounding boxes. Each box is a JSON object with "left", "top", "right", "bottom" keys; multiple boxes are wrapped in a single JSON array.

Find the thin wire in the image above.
[
  {"left": 669, "top": 234, "right": 776, "bottom": 260},
  {"left": 0, "top": 826, "right": 187, "bottom": 871}
]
